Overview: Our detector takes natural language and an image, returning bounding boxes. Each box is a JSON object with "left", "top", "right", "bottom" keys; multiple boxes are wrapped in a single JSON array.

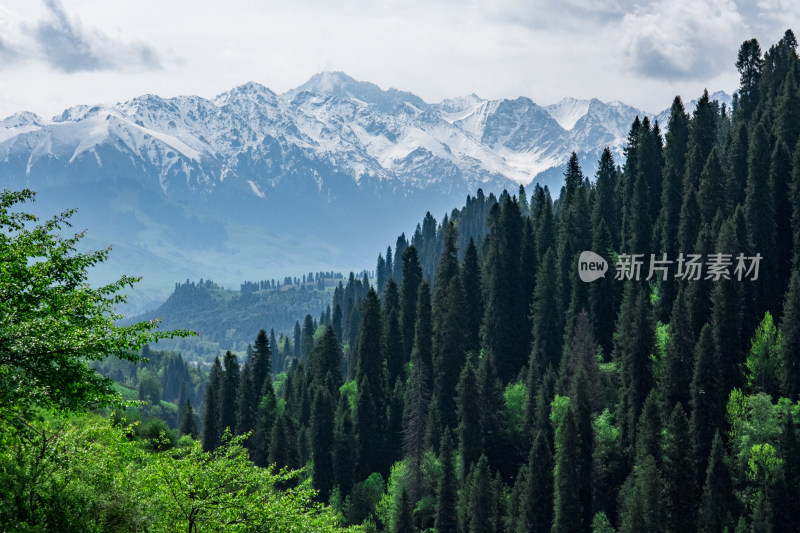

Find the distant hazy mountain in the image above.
[{"left": 0, "top": 72, "right": 731, "bottom": 311}]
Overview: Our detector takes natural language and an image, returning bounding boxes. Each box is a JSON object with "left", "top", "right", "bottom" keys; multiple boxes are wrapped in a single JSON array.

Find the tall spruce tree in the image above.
[
  {"left": 435, "top": 429, "right": 459, "bottom": 533},
  {"left": 301, "top": 314, "right": 315, "bottom": 360},
  {"left": 457, "top": 359, "right": 483, "bottom": 478},
  {"left": 219, "top": 351, "right": 240, "bottom": 435},
  {"left": 552, "top": 406, "right": 583, "bottom": 533},
  {"left": 252, "top": 329, "right": 272, "bottom": 398},
  {"left": 697, "top": 431, "right": 735, "bottom": 533},
  {"left": 462, "top": 238, "right": 484, "bottom": 356},
  {"left": 529, "top": 248, "right": 561, "bottom": 381},
  {"left": 383, "top": 280, "right": 405, "bottom": 386},
  {"left": 179, "top": 399, "right": 199, "bottom": 439},
  {"left": 664, "top": 403, "right": 696, "bottom": 533},
  {"left": 354, "top": 288, "right": 386, "bottom": 480},
  {"left": 691, "top": 323, "right": 721, "bottom": 481},
  {"left": 236, "top": 362, "right": 255, "bottom": 437},
  {"left": 781, "top": 271, "right": 800, "bottom": 400},
  {"left": 432, "top": 222, "right": 466, "bottom": 430},
  {"left": 520, "top": 431, "right": 553, "bottom": 533},
  {"left": 311, "top": 387, "right": 335, "bottom": 502},
  {"left": 307, "top": 324, "right": 343, "bottom": 394},
  {"left": 400, "top": 245, "right": 423, "bottom": 362},
  {"left": 202, "top": 356, "right": 223, "bottom": 452}
]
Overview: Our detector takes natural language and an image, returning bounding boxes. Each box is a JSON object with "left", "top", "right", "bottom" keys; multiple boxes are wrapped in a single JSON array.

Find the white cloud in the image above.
[{"left": 618, "top": 0, "right": 746, "bottom": 80}]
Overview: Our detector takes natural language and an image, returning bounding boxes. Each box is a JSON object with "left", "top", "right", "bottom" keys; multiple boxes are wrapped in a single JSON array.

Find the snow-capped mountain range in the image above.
[{"left": 0, "top": 72, "right": 731, "bottom": 311}]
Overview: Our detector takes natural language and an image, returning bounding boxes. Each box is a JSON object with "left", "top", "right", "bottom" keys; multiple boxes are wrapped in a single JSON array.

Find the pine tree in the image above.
[
  {"left": 482, "top": 194, "right": 526, "bottom": 383},
  {"left": 697, "top": 431, "right": 734, "bottom": 533},
  {"left": 311, "top": 387, "right": 335, "bottom": 501},
  {"left": 663, "top": 403, "right": 696, "bottom": 533},
  {"left": 435, "top": 430, "right": 459, "bottom": 533},
  {"left": 520, "top": 431, "right": 553, "bottom": 533},
  {"left": 782, "top": 270, "right": 800, "bottom": 400},
  {"left": 727, "top": 122, "right": 749, "bottom": 214},
  {"left": 384, "top": 280, "right": 406, "bottom": 386},
  {"left": 395, "top": 489, "right": 416, "bottom": 533},
  {"left": 308, "top": 324, "right": 343, "bottom": 394},
  {"left": 529, "top": 248, "right": 560, "bottom": 381},
  {"left": 619, "top": 454, "right": 663, "bottom": 533},
  {"left": 661, "top": 287, "right": 695, "bottom": 413},
  {"left": 736, "top": 38, "right": 763, "bottom": 120},
  {"left": 377, "top": 253, "right": 387, "bottom": 296},
  {"left": 573, "top": 368, "right": 594, "bottom": 529},
  {"left": 432, "top": 222, "right": 466, "bottom": 430},
  {"left": 533, "top": 185, "right": 556, "bottom": 265},
  {"left": 403, "top": 357, "right": 430, "bottom": 503},
  {"left": 589, "top": 219, "right": 616, "bottom": 357},
  {"left": 457, "top": 359, "right": 483, "bottom": 478},
  {"left": 219, "top": 351, "right": 240, "bottom": 435},
  {"left": 333, "top": 395, "right": 356, "bottom": 496},
  {"left": 691, "top": 323, "right": 722, "bottom": 483},
  {"left": 179, "top": 399, "right": 198, "bottom": 439},
  {"left": 202, "top": 356, "right": 223, "bottom": 452},
  {"left": 293, "top": 321, "right": 302, "bottom": 359},
  {"left": 252, "top": 329, "right": 272, "bottom": 398},
  {"left": 745, "top": 123, "right": 777, "bottom": 317},
  {"left": 635, "top": 390, "right": 661, "bottom": 467},
  {"left": 592, "top": 147, "right": 620, "bottom": 251},
  {"left": 400, "top": 245, "right": 423, "bottom": 362},
  {"left": 466, "top": 455, "right": 492, "bottom": 533},
  {"left": 268, "top": 413, "right": 300, "bottom": 471},
  {"left": 332, "top": 303, "right": 343, "bottom": 342},
  {"left": 552, "top": 407, "right": 583, "bottom": 533},
  {"left": 697, "top": 147, "right": 727, "bottom": 226},
  {"left": 252, "top": 375, "right": 276, "bottom": 467},
  {"left": 462, "top": 238, "right": 484, "bottom": 356},
  {"left": 301, "top": 314, "right": 315, "bottom": 360},
  {"left": 236, "top": 362, "right": 256, "bottom": 437},
  {"left": 614, "top": 283, "right": 654, "bottom": 456}
]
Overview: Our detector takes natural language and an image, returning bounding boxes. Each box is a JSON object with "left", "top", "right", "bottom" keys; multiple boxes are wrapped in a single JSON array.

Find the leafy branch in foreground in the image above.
[{"left": 0, "top": 188, "right": 193, "bottom": 414}]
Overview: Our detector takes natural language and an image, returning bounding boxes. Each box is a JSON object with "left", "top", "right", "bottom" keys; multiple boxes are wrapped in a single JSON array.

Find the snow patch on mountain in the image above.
[{"left": 545, "top": 97, "right": 592, "bottom": 130}]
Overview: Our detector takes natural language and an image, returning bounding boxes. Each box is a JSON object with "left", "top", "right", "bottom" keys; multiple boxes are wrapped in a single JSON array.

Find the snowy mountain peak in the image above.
[
  {"left": 0, "top": 111, "right": 45, "bottom": 128},
  {"left": 287, "top": 71, "right": 427, "bottom": 113},
  {"left": 545, "top": 97, "right": 592, "bottom": 130}
]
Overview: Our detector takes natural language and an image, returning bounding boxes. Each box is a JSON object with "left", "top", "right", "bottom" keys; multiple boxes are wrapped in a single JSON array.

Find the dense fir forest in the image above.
[{"left": 3, "top": 30, "right": 800, "bottom": 532}]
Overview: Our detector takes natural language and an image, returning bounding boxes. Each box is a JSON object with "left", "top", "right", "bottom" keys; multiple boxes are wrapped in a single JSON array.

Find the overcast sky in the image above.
[{"left": 1, "top": 0, "right": 798, "bottom": 120}]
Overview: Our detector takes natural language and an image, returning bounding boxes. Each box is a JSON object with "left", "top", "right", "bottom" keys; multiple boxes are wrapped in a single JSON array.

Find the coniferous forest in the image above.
[{"left": 3, "top": 31, "right": 800, "bottom": 532}]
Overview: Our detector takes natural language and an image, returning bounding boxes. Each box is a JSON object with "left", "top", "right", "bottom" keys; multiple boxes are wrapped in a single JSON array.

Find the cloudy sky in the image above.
[{"left": 0, "top": 0, "right": 798, "bottom": 119}]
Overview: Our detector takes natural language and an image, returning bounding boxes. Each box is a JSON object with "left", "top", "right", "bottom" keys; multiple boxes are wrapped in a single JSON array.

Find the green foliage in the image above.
[
  {"left": 746, "top": 312, "right": 783, "bottom": 396},
  {"left": 549, "top": 394, "right": 570, "bottom": 430},
  {"left": 503, "top": 381, "right": 527, "bottom": 431},
  {"left": 0, "top": 188, "right": 191, "bottom": 414},
  {"left": 0, "top": 413, "right": 360, "bottom": 532}
]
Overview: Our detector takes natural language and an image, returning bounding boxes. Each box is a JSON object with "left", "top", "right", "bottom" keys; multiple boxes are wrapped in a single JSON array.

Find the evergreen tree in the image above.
[
  {"left": 202, "top": 356, "right": 223, "bottom": 452},
  {"left": 727, "top": 122, "right": 749, "bottom": 214},
  {"left": 435, "top": 430, "right": 459, "bottom": 533},
  {"left": 268, "top": 413, "right": 300, "bottom": 471},
  {"left": 529, "top": 248, "right": 561, "bottom": 381},
  {"left": 403, "top": 357, "right": 430, "bottom": 503},
  {"left": 377, "top": 253, "right": 387, "bottom": 296},
  {"left": 697, "top": 431, "right": 735, "bottom": 533},
  {"left": 395, "top": 489, "right": 416, "bottom": 533},
  {"left": 552, "top": 407, "right": 583, "bottom": 533},
  {"left": 619, "top": 454, "right": 663, "bottom": 533},
  {"left": 466, "top": 455, "right": 493, "bottom": 533},
  {"left": 457, "top": 359, "right": 483, "bottom": 478},
  {"left": 745, "top": 123, "right": 778, "bottom": 317},
  {"left": 462, "top": 238, "right": 484, "bottom": 356},
  {"left": 782, "top": 270, "right": 800, "bottom": 400},
  {"left": 293, "top": 320, "right": 302, "bottom": 360},
  {"left": 691, "top": 324, "right": 721, "bottom": 480},
  {"left": 573, "top": 368, "right": 594, "bottom": 529},
  {"left": 589, "top": 219, "right": 616, "bottom": 357},
  {"left": 252, "top": 374, "right": 276, "bottom": 467},
  {"left": 634, "top": 390, "right": 661, "bottom": 467},
  {"left": 383, "top": 280, "right": 405, "bottom": 386},
  {"left": 697, "top": 147, "right": 727, "bottom": 226},
  {"left": 311, "top": 387, "right": 335, "bottom": 501},
  {"left": 533, "top": 185, "right": 556, "bottom": 265},
  {"left": 308, "top": 324, "right": 343, "bottom": 394},
  {"left": 219, "top": 352, "right": 240, "bottom": 434},
  {"left": 663, "top": 403, "right": 696, "bottom": 533},
  {"left": 332, "top": 303, "right": 343, "bottom": 342},
  {"left": 252, "top": 329, "right": 272, "bottom": 398},
  {"left": 236, "top": 362, "right": 256, "bottom": 437},
  {"left": 179, "top": 399, "right": 199, "bottom": 439},
  {"left": 482, "top": 194, "right": 526, "bottom": 383},
  {"left": 301, "top": 314, "right": 315, "bottom": 361},
  {"left": 432, "top": 222, "right": 466, "bottom": 430},
  {"left": 520, "top": 431, "right": 553, "bottom": 533},
  {"left": 661, "top": 288, "right": 695, "bottom": 414},
  {"left": 334, "top": 395, "right": 356, "bottom": 496},
  {"left": 736, "top": 38, "right": 763, "bottom": 120},
  {"left": 614, "top": 283, "right": 654, "bottom": 456},
  {"left": 400, "top": 245, "right": 423, "bottom": 362},
  {"left": 592, "top": 147, "right": 620, "bottom": 251}
]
